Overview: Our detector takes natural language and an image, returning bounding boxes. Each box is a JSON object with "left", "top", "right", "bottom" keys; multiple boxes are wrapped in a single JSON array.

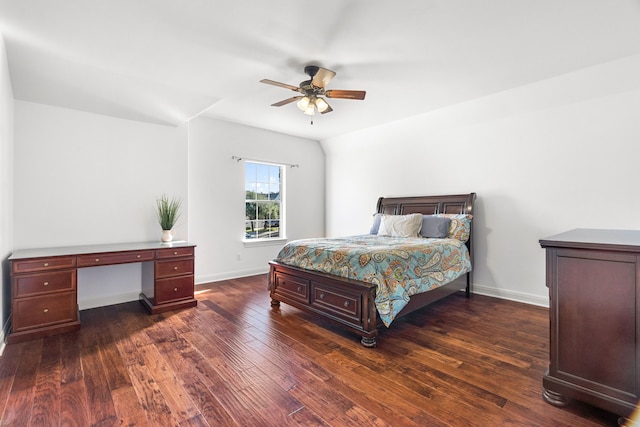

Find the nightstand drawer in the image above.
[
  {"left": 12, "top": 256, "right": 76, "bottom": 274},
  {"left": 155, "top": 259, "right": 194, "bottom": 279},
  {"left": 156, "top": 247, "right": 194, "bottom": 259},
  {"left": 12, "top": 292, "right": 77, "bottom": 332},
  {"left": 13, "top": 270, "right": 76, "bottom": 298},
  {"left": 77, "top": 250, "right": 154, "bottom": 267},
  {"left": 155, "top": 276, "right": 194, "bottom": 304}
]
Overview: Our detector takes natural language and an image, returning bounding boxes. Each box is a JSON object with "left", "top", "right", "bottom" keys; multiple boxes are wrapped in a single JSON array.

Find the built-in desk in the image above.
[{"left": 8, "top": 241, "right": 197, "bottom": 343}]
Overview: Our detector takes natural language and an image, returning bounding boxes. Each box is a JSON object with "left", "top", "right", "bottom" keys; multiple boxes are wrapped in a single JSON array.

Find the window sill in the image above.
[{"left": 242, "top": 237, "right": 287, "bottom": 248}]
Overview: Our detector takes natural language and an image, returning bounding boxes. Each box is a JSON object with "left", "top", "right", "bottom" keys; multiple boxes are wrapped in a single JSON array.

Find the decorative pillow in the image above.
[
  {"left": 435, "top": 214, "right": 473, "bottom": 242},
  {"left": 377, "top": 213, "right": 423, "bottom": 238},
  {"left": 420, "top": 215, "right": 451, "bottom": 238},
  {"left": 369, "top": 213, "right": 382, "bottom": 234}
]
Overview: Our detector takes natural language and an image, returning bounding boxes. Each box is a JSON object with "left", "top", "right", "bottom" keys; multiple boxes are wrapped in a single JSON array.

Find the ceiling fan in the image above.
[{"left": 260, "top": 65, "right": 366, "bottom": 123}]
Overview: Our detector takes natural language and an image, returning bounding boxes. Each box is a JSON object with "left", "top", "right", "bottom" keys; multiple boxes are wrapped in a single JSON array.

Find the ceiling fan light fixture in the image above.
[
  {"left": 261, "top": 65, "right": 366, "bottom": 121},
  {"left": 297, "top": 96, "right": 310, "bottom": 111},
  {"left": 315, "top": 97, "right": 329, "bottom": 113}
]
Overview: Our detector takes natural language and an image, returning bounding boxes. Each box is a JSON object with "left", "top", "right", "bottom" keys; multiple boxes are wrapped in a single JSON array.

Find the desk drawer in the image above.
[
  {"left": 13, "top": 270, "right": 76, "bottom": 298},
  {"left": 156, "top": 247, "right": 194, "bottom": 259},
  {"left": 77, "top": 250, "right": 154, "bottom": 267},
  {"left": 12, "top": 256, "right": 76, "bottom": 274},
  {"left": 155, "top": 276, "right": 194, "bottom": 304},
  {"left": 156, "top": 259, "right": 194, "bottom": 279},
  {"left": 12, "top": 292, "right": 77, "bottom": 332}
]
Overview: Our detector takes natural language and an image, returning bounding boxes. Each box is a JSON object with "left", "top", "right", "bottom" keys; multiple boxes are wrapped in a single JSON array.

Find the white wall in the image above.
[
  {"left": 11, "top": 105, "right": 325, "bottom": 310},
  {"left": 0, "top": 32, "right": 14, "bottom": 345},
  {"left": 13, "top": 101, "right": 188, "bottom": 308},
  {"left": 187, "top": 117, "right": 325, "bottom": 283},
  {"left": 322, "top": 54, "right": 640, "bottom": 307}
]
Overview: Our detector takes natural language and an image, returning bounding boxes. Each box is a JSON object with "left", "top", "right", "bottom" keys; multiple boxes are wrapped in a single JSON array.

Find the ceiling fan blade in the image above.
[
  {"left": 311, "top": 67, "right": 336, "bottom": 88},
  {"left": 271, "top": 96, "right": 302, "bottom": 107},
  {"left": 260, "top": 79, "right": 300, "bottom": 91},
  {"left": 325, "top": 89, "right": 366, "bottom": 100}
]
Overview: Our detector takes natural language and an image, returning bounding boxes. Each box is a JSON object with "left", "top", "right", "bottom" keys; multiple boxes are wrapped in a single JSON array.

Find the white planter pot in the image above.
[{"left": 161, "top": 229, "right": 175, "bottom": 242}]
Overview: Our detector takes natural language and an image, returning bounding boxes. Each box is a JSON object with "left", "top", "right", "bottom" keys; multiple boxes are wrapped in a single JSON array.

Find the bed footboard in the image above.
[{"left": 269, "top": 261, "right": 380, "bottom": 346}]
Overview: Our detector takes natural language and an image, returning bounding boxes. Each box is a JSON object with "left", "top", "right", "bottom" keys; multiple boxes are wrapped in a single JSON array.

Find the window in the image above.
[{"left": 245, "top": 161, "right": 283, "bottom": 240}]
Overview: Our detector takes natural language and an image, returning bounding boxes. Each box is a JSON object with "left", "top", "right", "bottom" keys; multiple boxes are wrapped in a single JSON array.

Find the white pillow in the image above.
[{"left": 377, "top": 213, "right": 423, "bottom": 237}]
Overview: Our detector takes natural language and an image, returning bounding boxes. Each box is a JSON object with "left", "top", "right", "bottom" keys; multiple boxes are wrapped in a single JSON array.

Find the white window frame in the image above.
[{"left": 243, "top": 160, "right": 286, "bottom": 247}]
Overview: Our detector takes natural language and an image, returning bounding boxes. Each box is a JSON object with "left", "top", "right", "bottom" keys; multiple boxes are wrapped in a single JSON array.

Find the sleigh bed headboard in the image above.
[
  {"left": 376, "top": 193, "right": 475, "bottom": 217},
  {"left": 376, "top": 192, "right": 477, "bottom": 282}
]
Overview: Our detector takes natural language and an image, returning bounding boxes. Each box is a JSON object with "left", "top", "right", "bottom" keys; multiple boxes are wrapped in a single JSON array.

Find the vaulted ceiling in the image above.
[{"left": 1, "top": 1, "right": 639, "bottom": 140}]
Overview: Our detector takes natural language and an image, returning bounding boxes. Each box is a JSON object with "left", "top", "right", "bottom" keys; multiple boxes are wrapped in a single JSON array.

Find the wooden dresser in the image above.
[
  {"left": 8, "top": 241, "right": 197, "bottom": 343},
  {"left": 540, "top": 229, "right": 639, "bottom": 418}
]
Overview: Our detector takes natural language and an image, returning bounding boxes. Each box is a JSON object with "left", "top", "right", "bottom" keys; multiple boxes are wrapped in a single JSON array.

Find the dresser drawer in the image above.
[
  {"left": 12, "top": 256, "right": 76, "bottom": 274},
  {"left": 13, "top": 270, "right": 76, "bottom": 298},
  {"left": 77, "top": 250, "right": 154, "bottom": 267},
  {"left": 155, "top": 259, "right": 194, "bottom": 279},
  {"left": 273, "top": 273, "right": 309, "bottom": 303},
  {"left": 12, "top": 292, "right": 77, "bottom": 332},
  {"left": 156, "top": 247, "right": 194, "bottom": 259},
  {"left": 311, "top": 282, "right": 362, "bottom": 324},
  {"left": 155, "top": 276, "right": 194, "bottom": 304}
]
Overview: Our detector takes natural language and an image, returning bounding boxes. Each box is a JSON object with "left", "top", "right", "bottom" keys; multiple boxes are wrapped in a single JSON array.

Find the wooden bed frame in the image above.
[{"left": 269, "top": 193, "right": 476, "bottom": 347}]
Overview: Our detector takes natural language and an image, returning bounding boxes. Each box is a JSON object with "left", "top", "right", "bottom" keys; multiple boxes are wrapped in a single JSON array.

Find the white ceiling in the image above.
[{"left": 1, "top": 0, "right": 640, "bottom": 141}]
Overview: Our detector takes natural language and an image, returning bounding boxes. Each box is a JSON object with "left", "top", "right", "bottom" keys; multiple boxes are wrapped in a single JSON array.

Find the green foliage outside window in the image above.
[{"left": 245, "top": 162, "right": 281, "bottom": 239}]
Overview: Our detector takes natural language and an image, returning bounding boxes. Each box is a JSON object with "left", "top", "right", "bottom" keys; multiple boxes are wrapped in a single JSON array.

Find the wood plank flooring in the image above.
[{"left": 0, "top": 275, "right": 626, "bottom": 426}]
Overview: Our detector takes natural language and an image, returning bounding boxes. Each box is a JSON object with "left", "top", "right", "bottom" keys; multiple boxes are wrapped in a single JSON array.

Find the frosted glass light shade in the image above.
[
  {"left": 297, "top": 96, "right": 310, "bottom": 111},
  {"left": 315, "top": 97, "right": 329, "bottom": 113}
]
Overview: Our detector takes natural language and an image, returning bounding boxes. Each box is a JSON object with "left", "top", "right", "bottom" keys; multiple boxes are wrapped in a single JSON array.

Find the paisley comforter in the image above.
[{"left": 274, "top": 235, "right": 472, "bottom": 327}]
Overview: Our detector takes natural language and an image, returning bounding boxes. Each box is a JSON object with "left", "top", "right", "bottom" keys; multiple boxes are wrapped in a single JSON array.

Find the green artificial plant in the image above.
[{"left": 156, "top": 194, "right": 182, "bottom": 230}]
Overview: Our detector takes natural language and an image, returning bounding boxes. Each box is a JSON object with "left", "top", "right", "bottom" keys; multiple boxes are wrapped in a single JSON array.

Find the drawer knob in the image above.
[
  {"left": 43, "top": 281, "right": 49, "bottom": 286},
  {"left": 43, "top": 263, "right": 49, "bottom": 267},
  {"left": 137, "top": 255, "right": 141, "bottom": 258},
  {"left": 319, "top": 292, "right": 325, "bottom": 299},
  {"left": 174, "top": 287, "right": 178, "bottom": 292},
  {"left": 43, "top": 308, "right": 49, "bottom": 313},
  {"left": 297, "top": 286, "right": 302, "bottom": 292},
  {"left": 174, "top": 251, "right": 178, "bottom": 255},
  {"left": 174, "top": 266, "right": 179, "bottom": 271},
  {"left": 344, "top": 301, "right": 350, "bottom": 307},
  {"left": 95, "top": 258, "right": 100, "bottom": 262}
]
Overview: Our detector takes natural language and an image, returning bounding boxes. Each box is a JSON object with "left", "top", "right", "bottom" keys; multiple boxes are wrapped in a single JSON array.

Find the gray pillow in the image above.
[
  {"left": 369, "top": 213, "right": 382, "bottom": 234},
  {"left": 420, "top": 215, "right": 451, "bottom": 238}
]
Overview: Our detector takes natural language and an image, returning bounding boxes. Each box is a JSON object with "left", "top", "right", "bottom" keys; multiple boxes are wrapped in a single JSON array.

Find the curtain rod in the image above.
[{"left": 231, "top": 155, "right": 299, "bottom": 168}]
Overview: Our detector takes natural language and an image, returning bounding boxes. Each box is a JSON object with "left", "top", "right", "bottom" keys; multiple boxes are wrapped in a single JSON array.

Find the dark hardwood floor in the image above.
[{"left": 0, "top": 275, "right": 626, "bottom": 426}]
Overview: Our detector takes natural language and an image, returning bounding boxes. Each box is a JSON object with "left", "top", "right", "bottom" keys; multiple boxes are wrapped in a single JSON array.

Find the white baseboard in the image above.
[
  {"left": 195, "top": 267, "right": 269, "bottom": 286},
  {"left": 196, "top": 271, "right": 549, "bottom": 309},
  {"left": 78, "top": 291, "right": 142, "bottom": 311},
  {"left": 472, "top": 283, "right": 549, "bottom": 308},
  {"left": 77, "top": 270, "right": 272, "bottom": 310}
]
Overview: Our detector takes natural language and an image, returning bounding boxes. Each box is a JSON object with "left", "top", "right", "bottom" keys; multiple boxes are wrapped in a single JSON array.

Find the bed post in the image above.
[{"left": 465, "top": 193, "right": 476, "bottom": 298}]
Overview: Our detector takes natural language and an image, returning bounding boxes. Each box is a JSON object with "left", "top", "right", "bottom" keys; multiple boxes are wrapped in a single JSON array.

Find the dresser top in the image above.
[
  {"left": 540, "top": 228, "right": 640, "bottom": 251},
  {"left": 9, "top": 240, "right": 196, "bottom": 260}
]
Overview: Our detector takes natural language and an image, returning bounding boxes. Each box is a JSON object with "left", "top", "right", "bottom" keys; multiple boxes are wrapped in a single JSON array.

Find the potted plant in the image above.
[{"left": 156, "top": 194, "right": 182, "bottom": 242}]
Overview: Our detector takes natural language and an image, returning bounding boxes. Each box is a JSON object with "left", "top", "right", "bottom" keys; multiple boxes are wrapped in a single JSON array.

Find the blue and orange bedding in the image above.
[{"left": 275, "top": 235, "right": 471, "bottom": 327}]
